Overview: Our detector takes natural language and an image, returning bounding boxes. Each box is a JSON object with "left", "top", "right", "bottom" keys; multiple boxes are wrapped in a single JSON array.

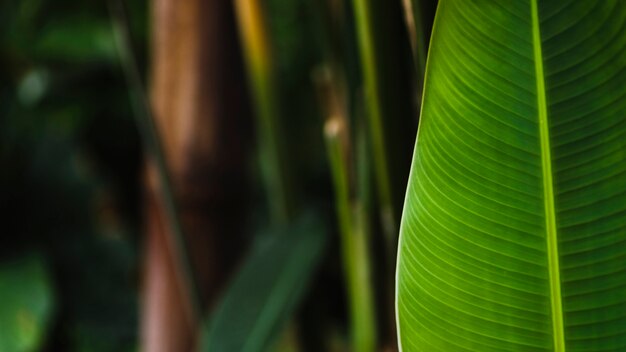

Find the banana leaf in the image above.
[{"left": 396, "top": 1, "right": 626, "bottom": 351}]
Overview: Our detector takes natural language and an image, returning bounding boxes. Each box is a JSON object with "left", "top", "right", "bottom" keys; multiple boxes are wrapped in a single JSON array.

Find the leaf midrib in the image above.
[{"left": 530, "top": 1, "right": 565, "bottom": 351}]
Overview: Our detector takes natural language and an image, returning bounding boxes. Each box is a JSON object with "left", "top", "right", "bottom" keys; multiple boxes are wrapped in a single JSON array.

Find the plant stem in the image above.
[
  {"left": 234, "top": 0, "right": 294, "bottom": 225},
  {"left": 316, "top": 66, "right": 377, "bottom": 351},
  {"left": 350, "top": 0, "right": 398, "bottom": 251},
  {"left": 401, "top": 0, "right": 427, "bottom": 84},
  {"left": 325, "top": 119, "right": 377, "bottom": 352},
  {"left": 109, "top": 0, "right": 201, "bottom": 322}
]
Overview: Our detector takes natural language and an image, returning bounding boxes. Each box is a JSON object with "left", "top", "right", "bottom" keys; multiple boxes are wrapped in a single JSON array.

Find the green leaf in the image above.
[
  {"left": 396, "top": 1, "right": 626, "bottom": 351},
  {"left": 34, "top": 18, "right": 116, "bottom": 62},
  {"left": 201, "top": 213, "right": 327, "bottom": 352},
  {"left": 0, "top": 254, "right": 54, "bottom": 352}
]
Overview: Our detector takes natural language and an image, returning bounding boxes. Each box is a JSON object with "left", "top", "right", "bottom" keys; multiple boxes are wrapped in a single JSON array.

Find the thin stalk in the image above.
[
  {"left": 354, "top": 91, "right": 397, "bottom": 347},
  {"left": 109, "top": 0, "right": 201, "bottom": 322},
  {"left": 325, "top": 119, "right": 377, "bottom": 352},
  {"left": 401, "top": 0, "right": 427, "bottom": 84},
  {"left": 351, "top": 0, "right": 398, "bottom": 250},
  {"left": 234, "top": 0, "right": 294, "bottom": 225},
  {"left": 234, "top": 3, "right": 301, "bottom": 350},
  {"left": 316, "top": 67, "right": 377, "bottom": 351}
]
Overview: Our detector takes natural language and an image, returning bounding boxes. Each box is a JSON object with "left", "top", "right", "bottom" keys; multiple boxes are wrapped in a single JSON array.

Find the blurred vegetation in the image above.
[
  {"left": 0, "top": 0, "right": 144, "bottom": 350},
  {"left": 0, "top": 0, "right": 435, "bottom": 350}
]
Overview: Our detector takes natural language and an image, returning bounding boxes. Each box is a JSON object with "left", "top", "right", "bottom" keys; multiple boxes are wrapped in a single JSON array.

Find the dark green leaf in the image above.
[
  {"left": 0, "top": 254, "right": 54, "bottom": 352},
  {"left": 202, "top": 212, "right": 327, "bottom": 352}
]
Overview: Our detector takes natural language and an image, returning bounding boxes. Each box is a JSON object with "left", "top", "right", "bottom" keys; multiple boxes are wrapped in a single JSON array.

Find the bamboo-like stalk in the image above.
[
  {"left": 234, "top": 0, "right": 294, "bottom": 225},
  {"left": 109, "top": 0, "right": 201, "bottom": 322},
  {"left": 326, "top": 121, "right": 377, "bottom": 352},
  {"left": 234, "top": 3, "right": 304, "bottom": 350},
  {"left": 316, "top": 67, "right": 377, "bottom": 352},
  {"left": 350, "top": 0, "right": 398, "bottom": 250},
  {"left": 401, "top": 0, "right": 427, "bottom": 84}
]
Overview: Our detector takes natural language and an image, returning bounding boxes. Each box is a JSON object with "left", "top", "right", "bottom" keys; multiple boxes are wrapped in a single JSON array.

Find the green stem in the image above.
[
  {"left": 108, "top": 0, "right": 202, "bottom": 321},
  {"left": 234, "top": 0, "right": 294, "bottom": 225},
  {"left": 351, "top": 0, "right": 398, "bottom": 249},
  {"left": 325, "top": 117, "right": 377, "bottom": 352}
]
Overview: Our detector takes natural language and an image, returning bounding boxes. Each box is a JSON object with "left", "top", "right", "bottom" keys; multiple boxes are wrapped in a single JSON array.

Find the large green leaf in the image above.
[{"left": 396, "top": 1, "right": 626, "bottom": 351}]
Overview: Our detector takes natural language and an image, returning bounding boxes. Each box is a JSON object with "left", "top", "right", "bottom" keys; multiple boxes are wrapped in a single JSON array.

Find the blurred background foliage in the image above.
[
  {"left": 0, "top": 0, "right": 434, "bottom": 350},
  {"left": 0, "top": 0, "right": 144, "bottom": 350}
]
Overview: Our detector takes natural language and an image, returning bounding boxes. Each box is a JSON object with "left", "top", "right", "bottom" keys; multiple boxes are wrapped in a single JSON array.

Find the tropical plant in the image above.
[
  {"left": 397, "top": 1, "right": 626, "bottom": 351},
  {"left": 6, "top": 0, "right": 626, "bottom": 351}
]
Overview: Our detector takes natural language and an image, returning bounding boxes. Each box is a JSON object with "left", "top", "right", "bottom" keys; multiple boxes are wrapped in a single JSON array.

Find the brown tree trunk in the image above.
[{"left": 141, "top": 0, "right": 250, "bottom": 350}]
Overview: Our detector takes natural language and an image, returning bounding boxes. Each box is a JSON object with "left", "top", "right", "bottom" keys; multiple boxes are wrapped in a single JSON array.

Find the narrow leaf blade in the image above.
[{"left": 202, "top": 213, "right": 327, "bottom": 352}]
